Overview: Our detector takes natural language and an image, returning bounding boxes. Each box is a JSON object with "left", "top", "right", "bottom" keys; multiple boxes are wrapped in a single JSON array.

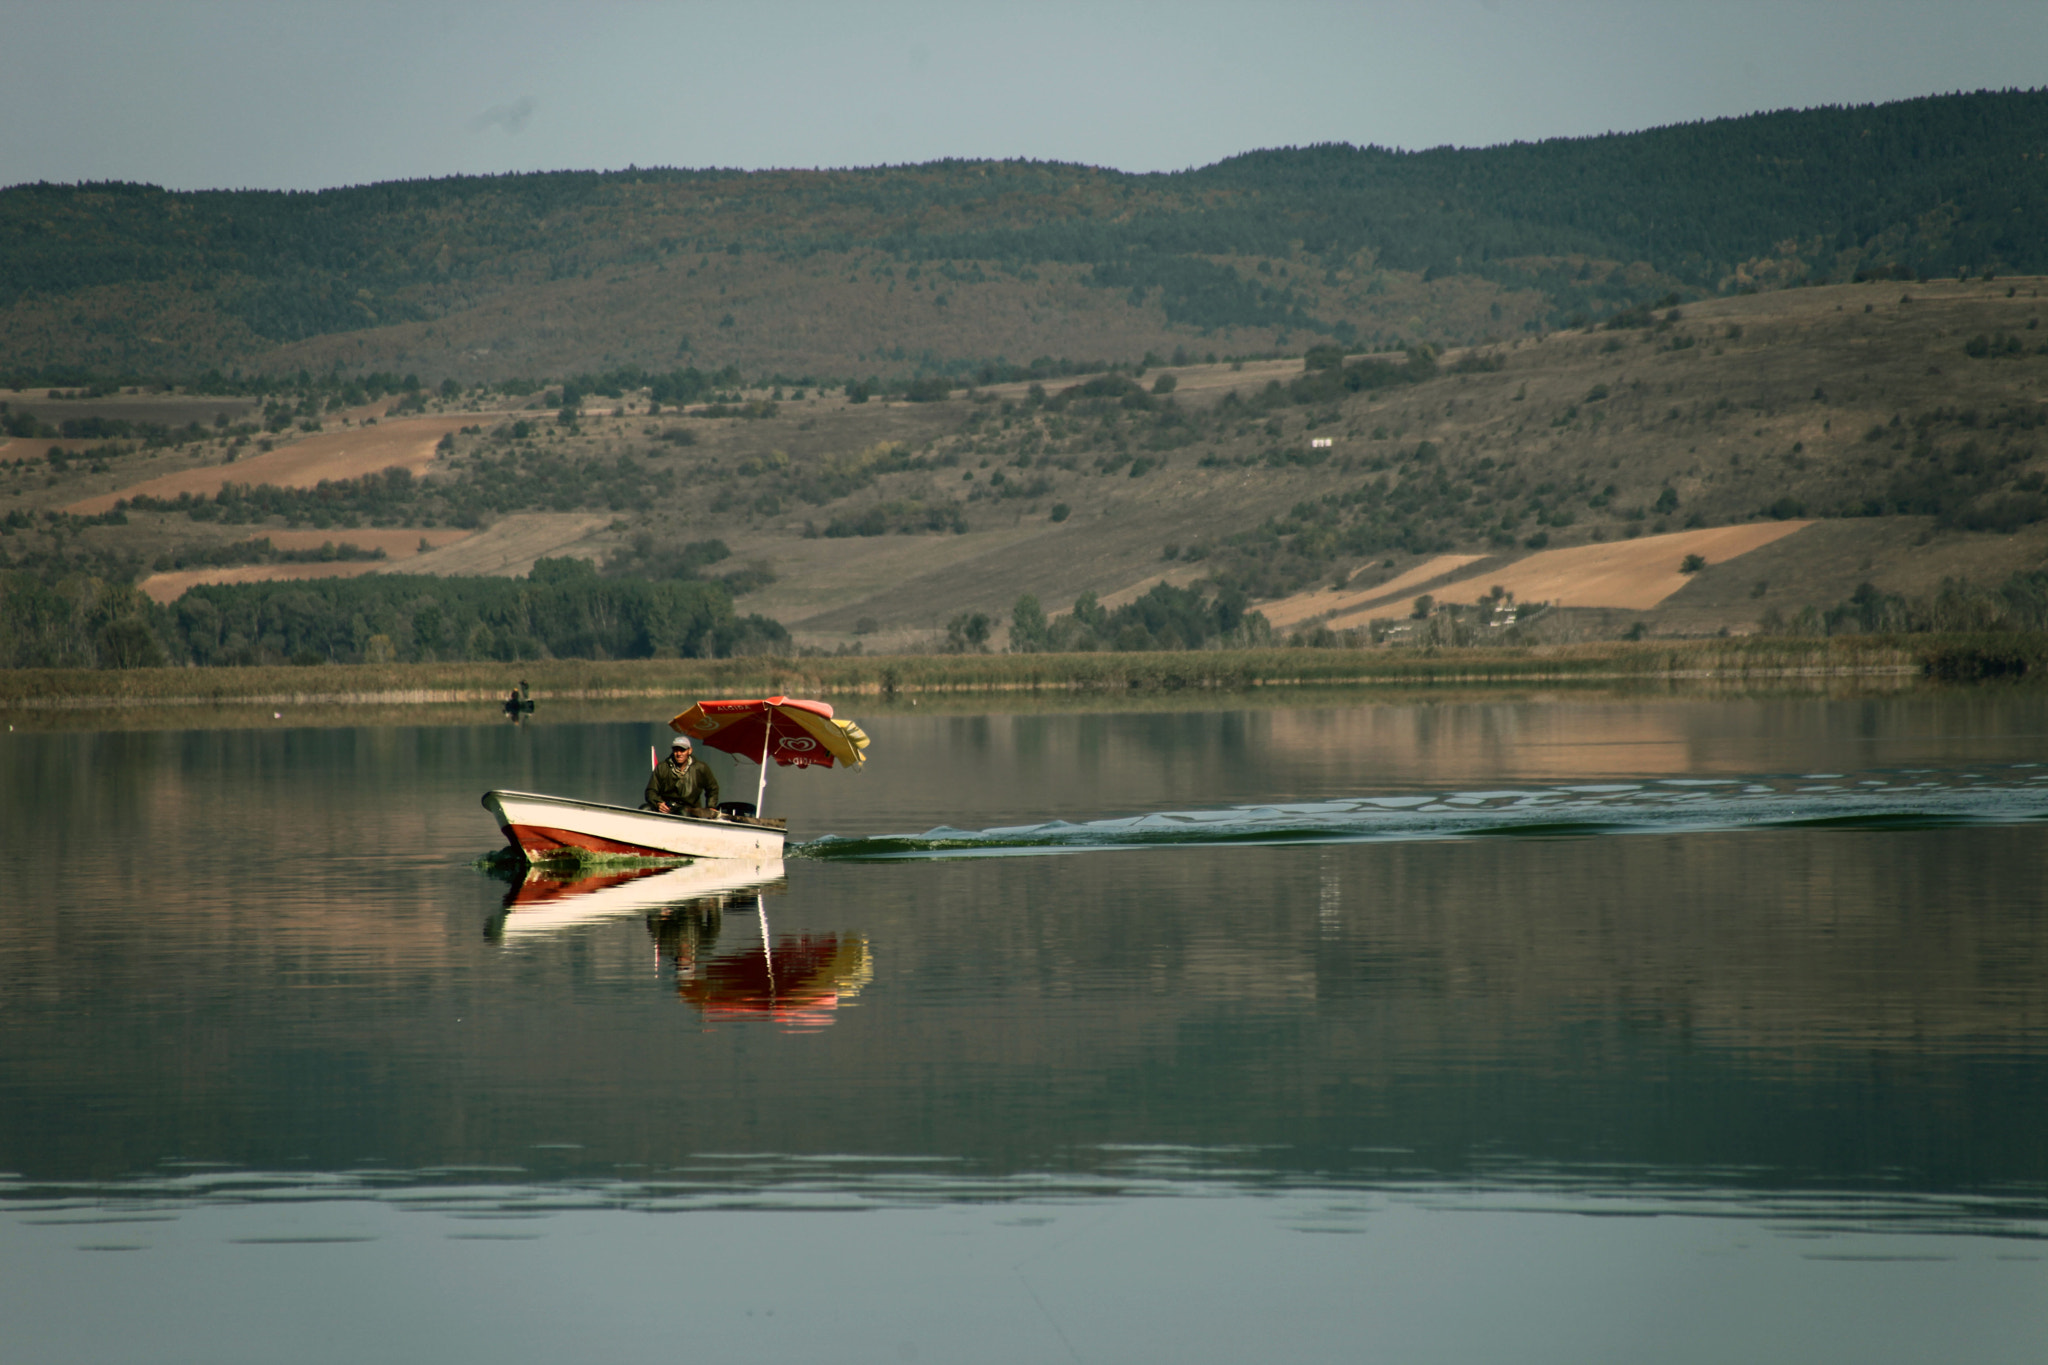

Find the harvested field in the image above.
[
  {"left": 2, "top": 437, "right": 63, "bottom": 461},
  {"left": 136, "top": 529, "right": 473, "bottom": 603},
  {"left": 1091, "top": 563, "right": 1212, "bottom": 612},
  {"left": 1263, "top": 554, "right": 1489, "bottom": 630},
  {"left": 262, "top": 527, "right": 471, "bottom": 558},
  {"left": 66, "top": 414, "right": 474, "bottom": 515},
  {"left": 388, "top": 512, "right": 613, "bottom": 579},
  {"left": 731, "top": 525, "right": 1045, "bottom": 633},
  {"left": 1326, "top": 524, "right": 1812, "bottom": 627},
  {"left": 1470, "top": 524, "right": 1814, "bottom": 610},
  {"left": 140, "top": 561, "right": 391, "bottom": 603}
]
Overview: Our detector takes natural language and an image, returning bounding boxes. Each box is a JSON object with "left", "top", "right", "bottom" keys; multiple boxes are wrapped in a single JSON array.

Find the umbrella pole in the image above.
[{"left": 754, "top": 712, "right": 772, "bottom": 816}]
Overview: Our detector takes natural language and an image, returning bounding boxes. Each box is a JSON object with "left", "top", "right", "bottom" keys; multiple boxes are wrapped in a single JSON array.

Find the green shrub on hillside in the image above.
[{"left": 1010, "top": 584, "right": 1268, "bottom": 653}]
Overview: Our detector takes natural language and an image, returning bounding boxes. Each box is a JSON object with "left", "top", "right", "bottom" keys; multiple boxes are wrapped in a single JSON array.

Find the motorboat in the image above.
[
  {"left": 483, "top": 789, "right": 786, "bottom": 860},
  {"left": 479, "top": 695, "right": 869, "bottom": 864}
]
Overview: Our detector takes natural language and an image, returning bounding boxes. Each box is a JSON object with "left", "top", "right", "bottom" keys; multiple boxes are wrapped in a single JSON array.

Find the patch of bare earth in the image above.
[
  {"left": 1262, "top": 554, "right": 1490, "bottom": 630},
  {"left": 1325, "top": 524, "right": 1812, "bottom": 628},
  {"left": 67, "top": 414, "right": 475, "bottom": 516},
  {"left": 1470, "top": 523, "right": 1813, "bottom": 609},
  {"left": 137, "top": 529, "right": 474, "bottom": 604}
]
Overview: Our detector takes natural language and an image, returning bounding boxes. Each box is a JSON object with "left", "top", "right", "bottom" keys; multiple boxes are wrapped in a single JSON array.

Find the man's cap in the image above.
[{"left": 671, "top": 735, "right": 692, "bottom": 748}]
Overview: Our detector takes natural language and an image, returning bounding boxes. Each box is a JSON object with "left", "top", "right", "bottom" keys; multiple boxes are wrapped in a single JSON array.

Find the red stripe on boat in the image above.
[{"left": 503, "top": 823, "right": 671, "bottom": 857}]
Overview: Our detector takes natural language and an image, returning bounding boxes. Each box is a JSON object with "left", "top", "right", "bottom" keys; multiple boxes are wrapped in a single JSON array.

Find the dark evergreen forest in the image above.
[{"left": 5, "top": 90, "right": 2046, "bottom": 349}]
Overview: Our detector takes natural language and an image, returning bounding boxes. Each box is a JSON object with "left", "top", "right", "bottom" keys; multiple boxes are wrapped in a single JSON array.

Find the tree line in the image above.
[{"left": 0, "top": 556, "right": 789, "bottom": 670}]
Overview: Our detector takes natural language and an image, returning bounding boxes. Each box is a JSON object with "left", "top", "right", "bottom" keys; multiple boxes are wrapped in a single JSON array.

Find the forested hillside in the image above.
[{"left": 4, "top": 90, "right": 2046, "bottom": 384}]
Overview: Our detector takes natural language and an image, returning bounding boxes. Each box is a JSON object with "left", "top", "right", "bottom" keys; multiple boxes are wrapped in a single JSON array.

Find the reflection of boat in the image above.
[
  {"left": 483, "top": 789, "right": 786, "bottom": 860},
  {"left": 496, "top": 858, "right": 784, "bottom": 937},
  {"left": 679, "top": 907, "right": 873, "bottom": 1027}
]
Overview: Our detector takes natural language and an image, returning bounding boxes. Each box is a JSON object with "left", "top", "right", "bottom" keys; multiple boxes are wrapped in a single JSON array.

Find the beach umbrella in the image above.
[{"left": 669, "top": 695, "right": 870, "bottom": 816}]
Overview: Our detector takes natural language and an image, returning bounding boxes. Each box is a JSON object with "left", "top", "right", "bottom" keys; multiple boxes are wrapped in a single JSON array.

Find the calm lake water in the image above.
[{"left": 3, "top": 690, "right": 2046, "bottom": 1363}]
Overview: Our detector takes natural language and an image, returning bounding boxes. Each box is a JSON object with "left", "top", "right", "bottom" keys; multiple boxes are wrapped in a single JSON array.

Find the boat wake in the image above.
[{"left": 797, "top": 764, "right": 2048, "bottom": 860}]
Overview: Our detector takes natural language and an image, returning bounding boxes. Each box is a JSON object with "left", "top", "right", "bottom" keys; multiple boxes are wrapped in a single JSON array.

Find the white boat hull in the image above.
[{"left": 482, "top": 789, "right": 787, "bottom": 860}]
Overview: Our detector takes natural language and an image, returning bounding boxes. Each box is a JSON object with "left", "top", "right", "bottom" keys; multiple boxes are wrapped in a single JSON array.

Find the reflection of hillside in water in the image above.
[
  {"left": 1254, "top": 694, "right": 2048, "bottom": 784},
  {"left": 1302, "top": 828, "right": 2048, "bottom": 1055}
]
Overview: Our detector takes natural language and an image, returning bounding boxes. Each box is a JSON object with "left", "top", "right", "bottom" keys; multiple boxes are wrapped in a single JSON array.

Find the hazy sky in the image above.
[{"left": 5, "top": 1, "right": 2045, "bottom": 191}]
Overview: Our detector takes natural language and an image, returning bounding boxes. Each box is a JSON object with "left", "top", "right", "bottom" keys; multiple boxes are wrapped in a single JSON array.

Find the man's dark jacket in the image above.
[{"left": 646, "top": 754, "right": 720, "bottom": 811}]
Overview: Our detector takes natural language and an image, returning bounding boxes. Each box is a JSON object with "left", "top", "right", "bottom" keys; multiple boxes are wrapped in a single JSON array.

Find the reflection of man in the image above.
[
  {"left": 645, "top": 735, "right": 720, "bottom": 814},
  {"left": 646, "top": 898, "right": 725, "bottom": 972}
]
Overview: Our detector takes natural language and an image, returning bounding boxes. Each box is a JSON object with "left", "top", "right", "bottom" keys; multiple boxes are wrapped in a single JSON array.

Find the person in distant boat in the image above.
[{"left": 645, "top": 734, "right": 720, "bottom": 814}]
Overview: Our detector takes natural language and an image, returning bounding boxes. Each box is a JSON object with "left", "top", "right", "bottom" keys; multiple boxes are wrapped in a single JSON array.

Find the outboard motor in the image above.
[{"left": 718, "top": 801, "right": 758, "bottom": 820}]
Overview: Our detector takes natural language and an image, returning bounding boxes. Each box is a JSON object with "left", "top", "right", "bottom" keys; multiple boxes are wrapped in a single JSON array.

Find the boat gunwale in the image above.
[{"left": 485, "top": 788, "right": 788, "bottom": 833}]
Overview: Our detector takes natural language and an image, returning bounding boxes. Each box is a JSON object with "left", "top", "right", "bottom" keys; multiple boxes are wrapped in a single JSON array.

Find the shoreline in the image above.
[{"left": 0, "top": 636, "right": 2014, "bottom": 717}]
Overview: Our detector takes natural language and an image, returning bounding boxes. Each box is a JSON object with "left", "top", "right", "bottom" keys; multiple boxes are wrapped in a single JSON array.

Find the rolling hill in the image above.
[
  {"left": 8, "top": 89, "right": 2048, "bottom": 667},
  {"left": 5, "top": 90, "right": 2048, "bottom": 388}
]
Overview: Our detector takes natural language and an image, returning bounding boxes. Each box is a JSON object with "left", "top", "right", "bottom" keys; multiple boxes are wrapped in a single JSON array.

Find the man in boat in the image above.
[{"left": 645, "top": 734, "right": 720, "bottom": 815}]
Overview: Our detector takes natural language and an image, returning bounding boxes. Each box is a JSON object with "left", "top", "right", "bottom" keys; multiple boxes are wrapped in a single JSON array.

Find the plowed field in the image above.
[
  {"left": 67, "top": 415, "right": 474, "bottom": 516},
  {"left": 1326, "top": 523, "right": 1813, "bottom": 627},
  {"left": 136, "top": 528, "right": 474, "bottom": 603},
  {"left": 1262, "top": 554, "right": 1489, "bottom": 629}
]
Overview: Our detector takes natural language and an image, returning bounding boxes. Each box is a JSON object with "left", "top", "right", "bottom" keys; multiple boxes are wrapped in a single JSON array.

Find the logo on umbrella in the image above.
[{"left": 779, "top": 736, "right": 817, "bottom": 752}]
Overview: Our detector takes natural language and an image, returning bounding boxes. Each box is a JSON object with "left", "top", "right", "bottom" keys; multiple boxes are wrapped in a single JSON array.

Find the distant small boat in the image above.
[{"left": 483, "top": 789, "right": 786, "bottom": 861}]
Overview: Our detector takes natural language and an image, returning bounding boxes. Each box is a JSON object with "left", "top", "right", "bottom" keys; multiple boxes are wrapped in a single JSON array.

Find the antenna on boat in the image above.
[{"left": 754, "top": 711, "right": 773, "bottom": 816}]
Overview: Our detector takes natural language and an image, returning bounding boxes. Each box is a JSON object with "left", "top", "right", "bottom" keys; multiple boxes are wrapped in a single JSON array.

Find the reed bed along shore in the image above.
[
  {"left": 6, "top": 678, "right": 1943, "bottom": 735},
  {"left": 0, "top": 636, "right": 2017, "bottom": 717}
]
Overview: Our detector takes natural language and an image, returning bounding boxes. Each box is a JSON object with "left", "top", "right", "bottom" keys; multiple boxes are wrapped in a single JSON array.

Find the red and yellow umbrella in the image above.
[
  {"left": 668, "top": 695, "right": 870, "bottom": 815},
  {"left": 669, "top": 695, "right": 869, "bottom": 769}
]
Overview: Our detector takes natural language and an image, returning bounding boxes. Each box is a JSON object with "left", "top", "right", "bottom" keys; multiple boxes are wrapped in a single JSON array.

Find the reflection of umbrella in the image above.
[
  {"left": 669, "top": 695, "right": 871, "bottom": 816},
  {"left": 679, "top": 906, "right": 872, "bottom": 1028}
]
